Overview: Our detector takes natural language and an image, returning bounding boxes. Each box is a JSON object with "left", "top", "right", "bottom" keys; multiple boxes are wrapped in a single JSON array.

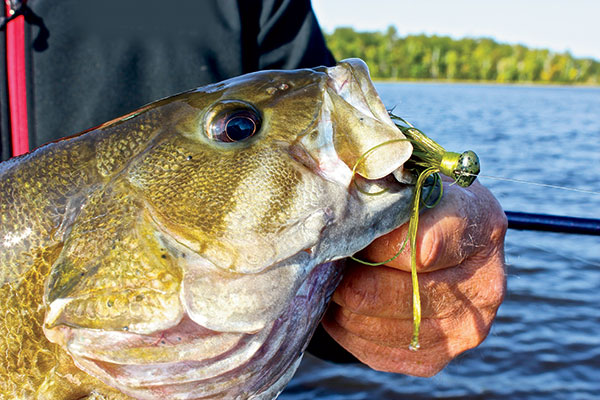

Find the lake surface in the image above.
[{"left": 281, "top": 83, "right": 600, "bottom": 399}]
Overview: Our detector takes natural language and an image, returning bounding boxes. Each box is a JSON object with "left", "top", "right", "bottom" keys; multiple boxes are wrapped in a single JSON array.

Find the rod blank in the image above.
[{"left": 506, "top": 211, "right": 600, "bottom": 236}]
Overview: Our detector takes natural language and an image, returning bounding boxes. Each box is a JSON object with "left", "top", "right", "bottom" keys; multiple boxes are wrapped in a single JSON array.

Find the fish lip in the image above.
[
  {"left": 325, "top": 58, "right": 396, "bottom": 127},
  {"left": 296, "top": 59, "right": 411, "bottom": 187},
  {"left": 351, "top": 173, "right": 414, "bottom": 196},
  {"left": 322, "top": 59, "right": 413, "bottom": 187}
]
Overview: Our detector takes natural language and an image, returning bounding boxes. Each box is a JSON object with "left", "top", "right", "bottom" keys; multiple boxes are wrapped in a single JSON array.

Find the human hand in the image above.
[{"left": 323, "top": 180, "right": 507, "bottom": 377}]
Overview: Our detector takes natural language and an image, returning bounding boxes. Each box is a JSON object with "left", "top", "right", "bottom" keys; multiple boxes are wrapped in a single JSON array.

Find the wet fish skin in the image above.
[{"left": 0, "top": 59, "right": 414, "bottom": 399}]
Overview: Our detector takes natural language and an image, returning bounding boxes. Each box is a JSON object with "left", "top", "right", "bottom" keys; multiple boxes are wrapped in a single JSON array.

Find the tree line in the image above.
[{"left": 324, "top": 27, "right": 600, "bottom": 84}]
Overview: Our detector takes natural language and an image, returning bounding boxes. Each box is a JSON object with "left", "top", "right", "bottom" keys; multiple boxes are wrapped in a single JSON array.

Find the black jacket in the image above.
[{"left": 0, "top": 0, "right": 335, "bottom": 160}]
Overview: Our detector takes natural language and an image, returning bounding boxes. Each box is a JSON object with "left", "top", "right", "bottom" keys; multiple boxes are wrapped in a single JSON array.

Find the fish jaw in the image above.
[
  {"left": 44, "top": 261, "right": 344, "bottom": 400},
  {"left": 298, "top": 58, "right": 413, "bottom": 185}
]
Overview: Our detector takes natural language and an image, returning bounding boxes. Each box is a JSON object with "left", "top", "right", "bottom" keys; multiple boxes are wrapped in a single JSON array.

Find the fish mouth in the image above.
[
  {"left": 44, "top": 261, "right": 344, "bottom": 399},
  {"left": 326, "top": 58, "right": 397, "bottom": 130},
  {"left": 303, "top": 59, "right": 413, "bottom": 188}
]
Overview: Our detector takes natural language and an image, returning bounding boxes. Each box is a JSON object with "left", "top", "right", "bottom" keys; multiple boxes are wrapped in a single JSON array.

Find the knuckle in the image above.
[
  {"left": 420, "top": 223, "right": 445, "bottom": 269},
  {"left": 489, "top": 209, "right": 508, "bottom": 242},
  {"left": 333, "top": 273, "right": 377, "bottom": 313},
  {"left": 487, "top": 261, "right": 507, "bottom": 307}
]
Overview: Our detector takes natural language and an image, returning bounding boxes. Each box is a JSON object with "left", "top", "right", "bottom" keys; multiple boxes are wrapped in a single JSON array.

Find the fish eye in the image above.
[
  {"left": 206, "top": 102, "right": 261, "bottom": 143},
  {"left": 220, "top": 110, "right": 259, "bottom": 142}
]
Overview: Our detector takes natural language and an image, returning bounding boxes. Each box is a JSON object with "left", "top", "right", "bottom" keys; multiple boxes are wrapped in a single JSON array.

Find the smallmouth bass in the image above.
[{"left": 1, "top": 59, "right": 415, "bottom": 399}]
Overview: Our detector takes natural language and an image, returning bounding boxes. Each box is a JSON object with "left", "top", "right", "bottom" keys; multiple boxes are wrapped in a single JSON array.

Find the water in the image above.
[{"left": 282, "top": 83, "right": 600, "bottom": 399}]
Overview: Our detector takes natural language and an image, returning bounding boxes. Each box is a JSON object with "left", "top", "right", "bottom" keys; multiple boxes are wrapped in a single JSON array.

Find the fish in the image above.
[{"left": 0, "top": 59, "right": 415, "bottom": 399}]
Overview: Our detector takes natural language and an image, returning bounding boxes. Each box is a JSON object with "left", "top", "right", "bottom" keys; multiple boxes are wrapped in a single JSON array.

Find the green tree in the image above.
[{"left": 323, "top": 26, "right": 600, "bottom": 84}]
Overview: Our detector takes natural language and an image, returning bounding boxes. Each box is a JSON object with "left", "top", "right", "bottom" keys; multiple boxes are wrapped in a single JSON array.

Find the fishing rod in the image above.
[{"left": 505, "top": 211, "right": 600, "bottom": 236}]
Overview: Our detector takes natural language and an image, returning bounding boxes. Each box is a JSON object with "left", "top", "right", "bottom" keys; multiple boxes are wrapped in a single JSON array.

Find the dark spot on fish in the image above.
[
  {"left": 135, "top": 294, "right": 144, "bottom": 302},
  {"left": 107, "top": 300, "right": 113, "bottom": 307},
  {"left": 161, "top": 254, "right": 167, "bottom": 259},
  {"left": 186, "top": 155, "right": 193, "bottom": 161},
  {"left": 161, "top": 340, "right": 166, "bottom": 345}
]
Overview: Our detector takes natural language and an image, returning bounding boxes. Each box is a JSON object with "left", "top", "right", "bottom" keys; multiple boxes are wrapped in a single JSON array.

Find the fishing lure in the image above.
[{"left": 351, "top": 113, "right": 480, "bottom": 350}]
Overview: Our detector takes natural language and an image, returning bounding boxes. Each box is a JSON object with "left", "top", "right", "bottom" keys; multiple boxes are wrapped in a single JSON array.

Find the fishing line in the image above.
[
  {"left": 473, "top": 174, "right": 600, "bottom": 196},
  {"left": 350, "top": 138, "right": 410, "bottom": 196},
  {"left": 389, "top": 110, "right": 600, "bottom": 196},
  {"left": 350, "top": 110, "right": 597, "bottom": 349}
]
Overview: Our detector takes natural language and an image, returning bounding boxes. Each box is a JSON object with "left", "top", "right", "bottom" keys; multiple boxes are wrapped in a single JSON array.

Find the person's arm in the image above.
[{"left": 318, "top": 180, "right": 507, "bottom": 376}]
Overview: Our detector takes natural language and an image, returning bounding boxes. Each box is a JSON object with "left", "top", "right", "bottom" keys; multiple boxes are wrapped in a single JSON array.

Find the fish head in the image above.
[{"left": 43, "top": 59, "right": 414, "bottom": 398}]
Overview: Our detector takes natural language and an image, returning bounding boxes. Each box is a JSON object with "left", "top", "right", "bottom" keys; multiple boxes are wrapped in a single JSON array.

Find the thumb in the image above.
[{"left": 360, "top": 181, "right": 506, "bottom": 272}]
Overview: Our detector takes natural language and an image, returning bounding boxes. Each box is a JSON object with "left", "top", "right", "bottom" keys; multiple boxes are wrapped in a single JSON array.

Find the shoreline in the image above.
[{"left": 372, "top": 78, "right": 600, "bottom": 88}]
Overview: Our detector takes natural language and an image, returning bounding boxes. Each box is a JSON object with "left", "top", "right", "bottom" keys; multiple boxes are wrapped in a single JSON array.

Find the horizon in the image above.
[{"left": 312, "top": 0, "right": 600, "bottom": 61}]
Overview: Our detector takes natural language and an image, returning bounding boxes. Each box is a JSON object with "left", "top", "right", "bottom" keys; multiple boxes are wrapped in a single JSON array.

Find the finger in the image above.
[
  {"left": 325, "top": 303, "right": 447, "bottom": 348},
  {"left": 322, "top": 299, "right": 498, "bottom": 377},
  {"left": 360, "top": 181, "right": 507, "bottom": 272},
  {"left": 333, "top": 247, "right": 506, "bottom": 319},
  {"left": 326, "top": 296, "right": 499, "bottom": 350},
  {"left": 322, "top": 313, "right": 450, "bottom": 377}
]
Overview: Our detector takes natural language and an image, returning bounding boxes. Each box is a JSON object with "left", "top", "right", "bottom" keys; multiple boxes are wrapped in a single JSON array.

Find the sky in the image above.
[{"left": 312, "top": 0, "right": 600, "bottom": 60}]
